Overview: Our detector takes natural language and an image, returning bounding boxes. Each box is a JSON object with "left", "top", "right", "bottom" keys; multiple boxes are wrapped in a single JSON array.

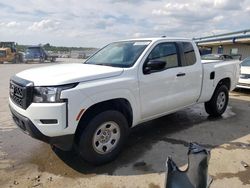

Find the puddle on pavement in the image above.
[
  {"left": 221, "top": 142, "right": 250, "bottom": 150},
  {"left": 0, "top": 129, "right": 87, "bottom": 178},
  {"left": 148, "top": 183, "right": 161, "bottom": 188},
  {"left": 221, "top": 106, "right": 236, "bottom": 119},
  {"left": 133, "top": 161, "right": 154, "bottom": 172},
  {"left": 213, "top": 167, "right": 250, "bottom": 185},
  {"left": 0, "top": 103, "right": 246, "bottom": 178}
]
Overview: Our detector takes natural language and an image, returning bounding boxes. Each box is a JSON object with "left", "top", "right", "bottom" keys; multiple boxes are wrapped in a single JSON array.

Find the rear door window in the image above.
[{"left": 182, "top": 42, "right": 196, "bottom": 66}]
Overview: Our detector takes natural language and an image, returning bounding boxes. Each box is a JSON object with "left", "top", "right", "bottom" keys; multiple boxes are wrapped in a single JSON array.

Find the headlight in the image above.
[{"left": 33, "top": 83, "right": 78, "bottom": 103}]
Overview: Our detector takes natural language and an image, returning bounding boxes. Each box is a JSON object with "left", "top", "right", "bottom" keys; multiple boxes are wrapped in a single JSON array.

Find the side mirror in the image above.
[{"left": 143, "top": 60, "right": 166, "bottom": 74}]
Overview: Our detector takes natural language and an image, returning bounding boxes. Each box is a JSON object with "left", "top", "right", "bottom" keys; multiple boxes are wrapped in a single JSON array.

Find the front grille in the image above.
[
  {"left": 10, "top": 82, "right": 25, "bottom": 108},
  {"left": 10, "top": 76, "right": 34, "bottom": 109}
]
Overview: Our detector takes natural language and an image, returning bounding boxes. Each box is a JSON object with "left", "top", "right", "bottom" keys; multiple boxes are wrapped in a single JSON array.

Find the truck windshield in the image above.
[
  {"left": 26, "top": 48, "right": 41, "bottom": 54},
  {"left": 85, "top": 41, "right": 151, "bottom": 67},
  {"left": 0, "top": 50, "right": 6, "bottom": 57}
]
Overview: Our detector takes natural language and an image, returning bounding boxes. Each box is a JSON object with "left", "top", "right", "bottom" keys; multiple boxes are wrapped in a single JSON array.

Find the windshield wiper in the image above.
[
  {"left": 95, "top": 63, "right": 118, "bottom": 67},
  {"left": 85, "top": 62, "right": 123, "bottom": 67}
]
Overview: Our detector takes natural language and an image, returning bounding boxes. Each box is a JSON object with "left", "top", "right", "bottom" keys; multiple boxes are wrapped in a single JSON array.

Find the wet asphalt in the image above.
[{"left": 0, "top": 59, "right": 250, "bottom": 188}]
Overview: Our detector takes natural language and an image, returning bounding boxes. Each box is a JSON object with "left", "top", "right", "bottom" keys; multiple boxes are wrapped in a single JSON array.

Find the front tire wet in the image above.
[{"left": 77, "top": 110, "right": 128, "bottom": 165}]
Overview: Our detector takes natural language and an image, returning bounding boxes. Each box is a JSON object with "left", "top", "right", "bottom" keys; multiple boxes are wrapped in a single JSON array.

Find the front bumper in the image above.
[
  {"left": 236, "top": 84, "right": 250, "bottom": 89},
  {"left": 10, "top": 106, "right": 74, "bottom": 151},
  {"left": 25, "top": 58, "right": 42, "bottom": 62},
  {"left": 0, "top": 57, "right": 14, "bottom": 62},
  {"left": 9, "top": 98, "right": 69, "bottom": 136},
  {"left": 237, "top": 78, "right": 250, "bottom": 89}
]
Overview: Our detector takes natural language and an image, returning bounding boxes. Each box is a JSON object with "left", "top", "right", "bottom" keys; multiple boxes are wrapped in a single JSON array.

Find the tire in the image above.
[
  {"left": 12, "top": 58, "right": 17, "bottom": 64},
  {"left": 51, "top": 57, "right": 56, "bottom": 62},
  {"left": 205, "top": 85, "right": 229, "bottom": 117},
  {"left": 78, "top": 110, "right": 128, "bottom": 165},
  {"left": 39, "top": 58, "right": 45, "bottom": 63}
]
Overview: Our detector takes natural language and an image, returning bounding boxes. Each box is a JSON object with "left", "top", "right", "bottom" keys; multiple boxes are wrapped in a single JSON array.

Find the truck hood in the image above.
[{"left": 16, "top": 63, "right": 124, "bottom": 86}]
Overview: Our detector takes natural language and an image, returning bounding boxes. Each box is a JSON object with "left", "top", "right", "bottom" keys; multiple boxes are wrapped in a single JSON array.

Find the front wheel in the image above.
[
  {"left": 205, "top": 85, "right": 229, "bottom": 117},
  {"left": 77, "top": 110, "right": 128, "bottom": 165}
]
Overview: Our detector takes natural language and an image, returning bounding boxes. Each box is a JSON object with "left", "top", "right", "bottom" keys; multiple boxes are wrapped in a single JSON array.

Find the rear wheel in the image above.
[
  {"left": 39, "top": 58, "right": 45, "bottom": 63},
  {"left": 50, "top": 57, "right": 56, "bottom": 62},
  {"left": 205, "top": 85, "right": 229, "bottom": 117},
  {"left": 77, "top": 110, "right": 128, "bottom": 165},
  {"left": 12, "top": 58, "right": 17, "bottom": 64}
]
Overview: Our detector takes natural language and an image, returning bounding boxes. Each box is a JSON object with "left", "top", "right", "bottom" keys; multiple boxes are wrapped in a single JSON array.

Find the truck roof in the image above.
[
  {"left": 0, "top": 42, "right": 15, "bottom": 44},
  {"left": 27, "top": 46, "right": 43, "bottom": 48},
  {"left": 117, "top": 37, "right": 193, "bottom": 43},
  {"left": 0, "top": 47, "right": 9, "bottom": 50}
]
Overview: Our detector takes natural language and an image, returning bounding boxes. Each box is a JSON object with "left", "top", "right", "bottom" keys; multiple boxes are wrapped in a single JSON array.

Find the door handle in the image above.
[{"left": 176, "top": 73, "right": 186, "bottom": 77}]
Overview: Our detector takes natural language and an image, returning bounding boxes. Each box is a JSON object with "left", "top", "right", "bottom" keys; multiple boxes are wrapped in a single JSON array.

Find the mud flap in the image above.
[{"left": 165, "top": 143, "right": 213, "bottom": 188}]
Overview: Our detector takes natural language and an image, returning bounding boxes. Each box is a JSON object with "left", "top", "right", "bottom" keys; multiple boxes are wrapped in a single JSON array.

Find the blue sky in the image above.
[{"left": 0, "top": 0, "right": 249, "bottom": 47}]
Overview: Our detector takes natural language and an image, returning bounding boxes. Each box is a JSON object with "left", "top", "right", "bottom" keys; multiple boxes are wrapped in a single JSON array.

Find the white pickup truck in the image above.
[{"left": 9, "top": 38, "right": 240, "bottom": 165}]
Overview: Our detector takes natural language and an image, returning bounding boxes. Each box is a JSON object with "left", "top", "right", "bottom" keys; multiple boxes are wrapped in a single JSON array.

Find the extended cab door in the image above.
[{"left": 138, "top": 41, "right": 202, "bottom": 120}]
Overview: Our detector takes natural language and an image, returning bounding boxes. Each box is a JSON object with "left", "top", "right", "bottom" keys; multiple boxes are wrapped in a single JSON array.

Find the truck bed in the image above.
[{"left": 198, "top": 60, "right": 240, "bottom": 103}]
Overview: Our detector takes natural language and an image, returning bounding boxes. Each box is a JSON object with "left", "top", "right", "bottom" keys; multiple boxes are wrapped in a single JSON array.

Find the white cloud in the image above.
[
  {"left": 28, "top": 19, "right": 60, "bottom": 31},
  {"left": 246, "top": 6, "right": 250, "bottom": 12},
  {"left": 213, "top": 15, "right": 224, "bottom": 22},
  {"left": 0, "top": 21, "right": 21, "bottom": 28},
  {"left": 6, "top": 21, "right": 21, "bottom": 27},
  {"left": 152, "top": 9, "right": 168, "bottom": 16},
  {"left": 0, "top": 0, "right": 249, "bottom": 47},
  {"left": 133, "top": 32, "right": 146, "bottom": 38},
  {"left": 213, "top": 0, "right": 242, "bottom": 10}
]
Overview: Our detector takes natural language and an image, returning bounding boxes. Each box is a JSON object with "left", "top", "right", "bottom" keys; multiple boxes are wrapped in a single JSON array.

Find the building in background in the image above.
[{"left": 195, "top": 29, "right": 250, "bottom": 60}]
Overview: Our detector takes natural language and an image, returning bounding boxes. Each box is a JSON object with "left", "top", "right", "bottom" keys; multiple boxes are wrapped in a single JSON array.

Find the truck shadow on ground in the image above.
[
  {"left": 52, "top": 93, "right": 250, "bottom": 176},
  {"left": 233, "top": 88, "right": 250, "bottom": 95}
]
